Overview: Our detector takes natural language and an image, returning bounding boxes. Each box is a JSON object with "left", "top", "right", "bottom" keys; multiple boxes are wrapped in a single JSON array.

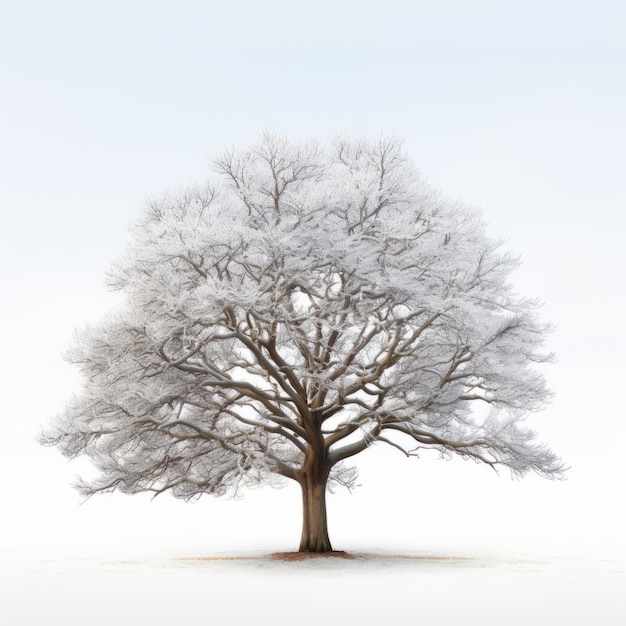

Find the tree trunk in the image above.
[{"left": 298, "top": 456, "right": 332, "bottom": 552}]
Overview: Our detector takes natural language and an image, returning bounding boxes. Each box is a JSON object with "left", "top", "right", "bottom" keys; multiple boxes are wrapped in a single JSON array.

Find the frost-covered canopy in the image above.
[{"left": 42, "top": 134, "right": 563, "bottom": 501}]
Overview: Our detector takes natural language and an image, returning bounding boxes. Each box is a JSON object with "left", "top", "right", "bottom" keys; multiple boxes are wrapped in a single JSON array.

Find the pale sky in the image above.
[{"left": 1, "top": 0, "right": 625, "bottom": 564}]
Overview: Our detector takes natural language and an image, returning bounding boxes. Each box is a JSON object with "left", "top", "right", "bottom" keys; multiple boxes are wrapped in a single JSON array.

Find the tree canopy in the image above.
[{"left": 41, "top": 134, "right": 564, "bottom": 551}]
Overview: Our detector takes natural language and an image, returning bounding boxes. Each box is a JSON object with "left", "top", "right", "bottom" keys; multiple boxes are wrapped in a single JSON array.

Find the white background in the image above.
[{"left": 1, "top": 1, "right": 625, "bottom": 624}]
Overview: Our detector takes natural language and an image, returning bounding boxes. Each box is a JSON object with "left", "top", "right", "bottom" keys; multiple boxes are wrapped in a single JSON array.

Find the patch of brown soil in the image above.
[
  {"left": 176, "top": 556, "right": 255, "bottom": 562},
  {"left": 269, "top": 551, "right": 356, "bottom": 561},
  {"left": 383, "top": 554, "right": 473, "bottom": 561},
  {"left": 174, "top": 552, "right": 476, "bottom": 564}
]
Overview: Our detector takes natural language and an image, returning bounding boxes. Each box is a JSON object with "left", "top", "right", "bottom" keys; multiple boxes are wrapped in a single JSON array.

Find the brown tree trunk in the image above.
[{"left": 298, "top": 454, "right": 332, "bottom": 552}]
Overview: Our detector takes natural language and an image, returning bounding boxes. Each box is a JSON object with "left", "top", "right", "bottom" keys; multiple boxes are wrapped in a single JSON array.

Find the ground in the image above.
[{"left": 3, "top": 548, "right": 625, "bottom": 626}]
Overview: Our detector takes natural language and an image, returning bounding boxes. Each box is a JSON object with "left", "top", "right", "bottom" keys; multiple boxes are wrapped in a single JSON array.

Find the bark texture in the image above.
[{"left": 298, "top": 453, "right": 332, "bottom": 552}]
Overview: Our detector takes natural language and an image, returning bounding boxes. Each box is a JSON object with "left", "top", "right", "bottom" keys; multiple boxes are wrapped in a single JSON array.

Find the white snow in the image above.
[{"left": 3, "top": 547, "right": 624, "bottom": 626}]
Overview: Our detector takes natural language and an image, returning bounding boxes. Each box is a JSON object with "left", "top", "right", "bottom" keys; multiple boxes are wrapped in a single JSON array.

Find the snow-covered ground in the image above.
[{"left": 3, "top": 547, "right": 624, "bottom": 626}]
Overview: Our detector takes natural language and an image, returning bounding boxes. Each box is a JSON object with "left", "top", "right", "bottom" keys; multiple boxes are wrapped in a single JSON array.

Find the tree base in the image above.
[{"left": 270, "top": 551, "right": 354, "bottom": 561}]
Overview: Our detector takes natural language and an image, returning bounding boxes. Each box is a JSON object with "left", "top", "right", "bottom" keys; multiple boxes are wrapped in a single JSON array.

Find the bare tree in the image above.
[{"left": 40, "top": 133, "right": 564, "bottom": 552}]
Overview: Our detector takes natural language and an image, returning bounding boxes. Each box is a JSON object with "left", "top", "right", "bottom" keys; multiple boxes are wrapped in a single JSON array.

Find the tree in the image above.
[{"left": 40, "top": 133, "right": 564, "bottom": 552}]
